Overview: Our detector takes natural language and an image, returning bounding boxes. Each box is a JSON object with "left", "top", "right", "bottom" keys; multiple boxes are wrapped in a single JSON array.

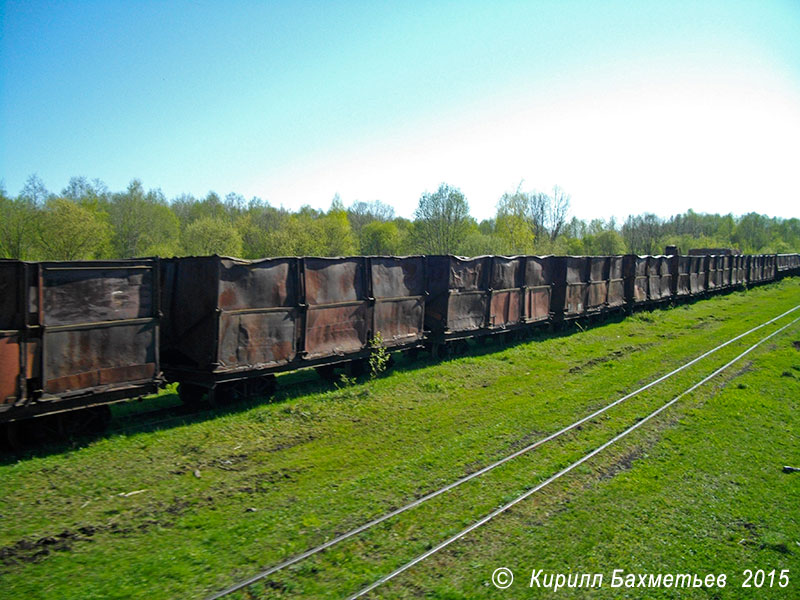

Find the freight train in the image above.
[{"left": 1, "top": 252, "right": 798, "bottom": 443}]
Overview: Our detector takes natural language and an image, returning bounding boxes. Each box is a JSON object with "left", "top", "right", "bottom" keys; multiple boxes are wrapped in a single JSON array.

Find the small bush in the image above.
[{"left": 369, "top": 332, "right": 391, "bottom": 379}]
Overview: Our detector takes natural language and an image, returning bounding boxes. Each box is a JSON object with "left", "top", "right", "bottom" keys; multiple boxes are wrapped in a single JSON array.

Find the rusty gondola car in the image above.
[
  {"left": 0, "top": 259, "right": 161, "bottom": 429},
  {"left": 777, "top": 253, "right": 800, "bottom": 277},
  {"left": 160, "top": 255, "right": 426, "bottom": 401},
  {"left": 673, "top": 255, "right": 691, "bottom": 298},
  {"left": 551, "top": 256, "right": 590, "bottom": 320},
  {"left": 424, "top": 255, "right": 556, "bottom": 346},
  {"left": 689, "top": 255, "right": 707, "bottom": 295}
]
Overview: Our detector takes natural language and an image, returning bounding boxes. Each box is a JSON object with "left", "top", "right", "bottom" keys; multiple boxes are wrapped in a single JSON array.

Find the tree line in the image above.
[{"left": 1, "top": 175, "right": 797, "bottom": 261}]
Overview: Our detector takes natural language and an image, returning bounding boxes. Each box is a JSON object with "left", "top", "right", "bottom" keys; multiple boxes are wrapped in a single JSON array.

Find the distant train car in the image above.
[
  {"left": 777, "top": 253, "right": 800, "bottom": 277},
  {"left": 425, "top": 255, "right": 556, "bottom": 341}
]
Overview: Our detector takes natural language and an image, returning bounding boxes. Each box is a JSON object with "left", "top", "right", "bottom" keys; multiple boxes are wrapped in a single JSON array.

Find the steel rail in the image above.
[
  {"left": 207, "top": 303, "right": 800, "bottom": 599},
  {"left": 349, "top": 313, "right": 800, "bottom": 599}
]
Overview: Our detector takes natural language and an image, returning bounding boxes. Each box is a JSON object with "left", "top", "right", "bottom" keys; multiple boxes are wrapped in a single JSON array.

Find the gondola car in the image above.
[{"left": 0, "top": 259, "right": 161, "bottom": 437}]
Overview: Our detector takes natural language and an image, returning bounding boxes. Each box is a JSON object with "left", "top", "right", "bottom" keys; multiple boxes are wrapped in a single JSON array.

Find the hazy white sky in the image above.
[{"left": 2, "top": 0, "right": 799, "bottom": 222}]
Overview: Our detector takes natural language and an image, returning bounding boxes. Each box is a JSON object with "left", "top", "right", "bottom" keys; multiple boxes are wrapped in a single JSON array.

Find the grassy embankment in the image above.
[{"left": 1, "top": 279, "right": 799, "bottom": 599}]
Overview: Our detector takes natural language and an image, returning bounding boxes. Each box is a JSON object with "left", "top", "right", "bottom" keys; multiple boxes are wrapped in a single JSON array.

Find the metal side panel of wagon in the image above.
[
  {"left": 673, "top": 256, "right": 691, "bottom": 298},
  {"left": 424, "top": 255, "right": 492, "bottom": 338},
  {"left": 524, "top": 255, "right": 557, "bottom": 322},
  {"left": 623, "top": 255, "right": 649, "bottom": 308},
  {"left": 160, "top": 255, "right": 301, "bottom": 398},
  {"left": 689, "top": 255, "right": 707, "bottom": 295},
  {"left": 484, "top": 256, "right": 523, "bottom": 331},
  {"left": 551, "top": 256, "right": 590, "bottom": 320},
  {"left": 367, "top": 255, "right": 426, "bottom": 350},
  {"left": 1, "top": 258, "right": 161, "bottom": 423},
  {"left": 777, "top": 253, "right": 800, "bottom": 277}
]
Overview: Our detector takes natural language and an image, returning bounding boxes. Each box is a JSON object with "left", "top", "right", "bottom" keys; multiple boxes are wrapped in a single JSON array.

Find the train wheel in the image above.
[
  {"left": 316, "top": 364, "right": 338, "bottom": 382},
  {"left": 4, "top": 413, "right": 66, "bottom": 450},
  {"left": 452, "top": 339, "right": 470, "bottom": 355},
  {"left": 62, "top": 406, "right": 112, "bottom": 436},
  {"left": 248, "top": 375, "right": 276, "bottom": 398},
  {"left": 346, "top": 358, "right": 368, "bottom": 378},
  {"left": 178, "top": 383, "right": 207, "bottom": 404},
  {"left": 211, "top": 383, "right": 238, "bottom": 404}
]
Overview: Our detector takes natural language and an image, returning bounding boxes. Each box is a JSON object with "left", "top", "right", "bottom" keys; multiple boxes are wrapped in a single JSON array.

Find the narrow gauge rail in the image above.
[
  {"left": 205, "top": 303, "right": 800, "bottom": 599},
  {"left": 0, "top": 252, "right": 798, "bottom": 444},
  {"left": 347, "top": 314, "right": 800, "bottom": 599}
]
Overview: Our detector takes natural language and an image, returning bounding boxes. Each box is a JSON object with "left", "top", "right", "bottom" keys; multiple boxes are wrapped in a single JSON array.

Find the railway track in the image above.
[
  {"left": 206, "top": 303, "right": 800, "bottom": 599},
  {"left": 347, "top": 311, "right": 800, "bottom": 599}
]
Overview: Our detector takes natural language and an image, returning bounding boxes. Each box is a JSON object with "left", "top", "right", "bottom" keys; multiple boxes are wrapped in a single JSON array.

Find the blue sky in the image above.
[{"left": 1, "top": 0, "right": 799, "bottom": 221}]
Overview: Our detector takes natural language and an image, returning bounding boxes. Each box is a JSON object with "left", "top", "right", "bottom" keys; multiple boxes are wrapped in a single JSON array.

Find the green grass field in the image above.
[{"left": 2, "top": 280, "right": 799, "bottom": 599}]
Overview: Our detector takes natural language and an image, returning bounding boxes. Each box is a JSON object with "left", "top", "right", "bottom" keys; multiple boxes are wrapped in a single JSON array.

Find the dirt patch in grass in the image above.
[
  {"left": 238, "top": 467, "right": 309, "bottom": 494},
  {"left": 1, "top": 495, "right": 216, "bottom": 568},
  {"left": 0, "top": 528, "right": 97, "bottom": 566},
  {"left": 266, "top": 431, "right": 317, "bottom": 453},
  {"left": 568, "top": 344, "right": 653, "bottom": 374},
  {"left": 596, "top": 447, "right": 646, "bottom": 481}
]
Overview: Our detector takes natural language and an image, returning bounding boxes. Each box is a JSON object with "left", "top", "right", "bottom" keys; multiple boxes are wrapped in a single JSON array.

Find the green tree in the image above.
[
  {"left": 412, "top": 183, "right": 471, "bottom": 254},
  {"left": 109, "top": 180, "right": 180, "bottom": 257},
  {"left": 19, "top": 174, "right": 51, "bottom": 206},
  {"left": 360, "top": 221, "right": 401, "bottom": 255},
  {"left": 321, "top": 202, "right": 357, "bottom": 256},
  {"left": 347, "top": 199, "right": 396, "bottom": 238},
  {"left": 37, "top": 198, "right": 112, "bottom": 260},
  {"left": 182, "top": 217, "right": 243, "bottom": 256},
  {"left": 622, "top": 213, "right": 662, "bottom": 254},
  {"left": 495, "top": 191, "right": 535, "bottom": 253},
  {"left": 61, "top": 176, "right": 110, "bottom": 205},
  {"left": 0, "top": 188, "right": 38, "bottom": 259},
  {"left": 238, "top": 205, "right": 294, "bottom": 258},
  {"left": 733, "top": 213, "right": 771, "bottom": 252},
  {"left": 584, "top": 229, "right": 625, "bottom": 255}
]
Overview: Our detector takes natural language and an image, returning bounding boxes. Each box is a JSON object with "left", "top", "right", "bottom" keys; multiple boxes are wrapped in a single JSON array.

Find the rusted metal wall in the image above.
[
  {"left": 302, "top": 257, "right": 369, "bottom": 359},
  {"left": 162, "top": 255, "right": 426, "bottom": 382},
  {"left": 777, "top": 253, "right": 800, "bottom": 274},
  {"left": 586, "top": 257, "right": 609, "bottom": 312},
  {"left": 689, "top": 255, "right": 706, "bottom": 295},
  {"left": 37, "top": 261, "right": 158, "bottom": 395},
  {"left": 747, "top": 255, "right": 761, "bottom": 283},
  {"left": 487, "top": 256, "right": 523, "bottom": 329},
  {"left": 370, "top": 256, "right": 426, "bottom": 347},
  {"left": 765, "top": 254, "right": 777, "bottom": 280},
  {"left": 657, "top": 256, "right": 673, "bottom": 300},
  {"left": 707, "top": 255, "right": 718, "bottom": 291},
  {"left": 161, "top": 256, "right": 304, "bottom": 371},
  {"left": 675, "top": 256, "right": 690, "bottom": 296},
  {"left": 552, "top": 256, "right": 589, "bottom": 318},
  {"left": 735, "top": 255, "right": 747, "bottom": 284},
  {"left": 425, "top": 255, "right": 490, "bottom": 334},
  {"left": 1, "top": 259, "right": 160, "bottom": 422},
  {"left": 646, "top": 257, "right": 662, "bottom": 301},
  {"left": 524, "top": 256, "right": 555, "bottom": 321},
  {"left": 426, "top": 255, "right": 555, "bottom": 328},
  {"left": 608, "top": 256, "right": 625, "bottom": 308},
  {"left": 0, "top": 261, "right": 25, "bottom": 407},
  {"left": 220, "top": 258, "right": 300, "bottom": 368},
  {"left": 721, "top": 255, "right": 731, "bottom": 287},
  {"left": 623, "top": 255, "right": 649, "bottom": 305}
]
